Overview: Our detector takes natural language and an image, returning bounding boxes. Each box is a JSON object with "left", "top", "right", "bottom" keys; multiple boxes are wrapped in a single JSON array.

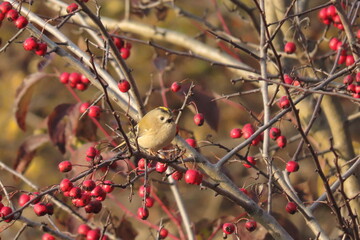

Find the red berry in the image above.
[
  {"left": 69, "top": 72, "right": 81, "bottom": 85},
  {"left": 333, "top": 15, "right": 341, "bottom": 24},
  {"left": 79, "top": 102, "right": 89, "bottom": 114},
  {"left": 145, "top": 197, "right": 155, "bottom": 208},
  {"left": 318, "top": 8, "right": 328, "bottom": 20},
  {"left": 80, "top": 74, "right": 90, "bottom": 84},
  {"left": 352, "top": 93, "right": 360, "bottom": 98},
  {"left": 222, "top": 223, "right": 235, "bottom": 234},
  {"left": 269, "top": 127, "right": 281, "bottom": 140},
  {"left": 322, "top": 18, "right": 331, "bottom": 25},
  {"left": 86, "top": 146, "right": 98, "bottom": 159},
  {"left": 171, "top": 82, "right": 181, "bottom": 92},
  {"left": 243, "top": 156, "right": 256, "bottom": 168},
  {"left": 88, "top": 106, "right": 101, "bottom": 118},
  {"left": 347, "top": 84, "right": 355, "bottom": 92},
  {"left": 102, "top": 180, "right": 114, "bottom": 193},
  {"left": 338, "top": 55, "right": 346, "bottom": 65},
  {"left": 78, "top": 224, "right": 91, "bottom": 236},
  {"left": 35, "top": 42, "right": 47, "bottom": 56},
  {"left": 155, "top": 162, "right": 167, "bottom": 173},
  {"left": 242, "top": 123, "right": 255, "bottom": 139},
  {"left": 356, "top": 73, "right": 360, "bottom": 83},
  {"left": 87, "top": 229, "right": 101, "bottom": 240},
  {"left": 60, "top": 179, "right": 73, "bottom": 192},
  {"left": 355, "top": 85, "right": 360, "bottom": 94},
  {"left": 0, "top": 2, "right": 12, "bottom": 14},
  {"left": 159, "top": 228, "right": 168, "bottom": 239},
  {"left": 184, "top": 169, "right": 202, "bottom": 185},
  {"left": 286, "top": 161, "right": 299, "bottom": 172},
  {"left": 58, "top": 161, "right": 72, "bottom": 172},
  {"left": 326, "top": 5, "right": 337, "bottom": 17},
  {"left": 329, "top": 38, "right": 339, "bottom": 51},
  {"left": 113, "top": 37, "right": 123, "bottom": 49},
  {"left": 66, "top": 3, "right": 79, "bottom": 13},
  {"left": 245, "top": 220, "right": 257, "bottom": 232},
  {"left": 230, "top": 128, "right": 242, "bottom": 138},
  {"left": 0, "top": 206, "right": 13, "bottom": 222},
  {"left": 278, "top": 96, "right": 290, "bottom": 109},
  {"left": 193, "top": 113, "right": 204, "bottom": 126},
  {"left": 33, "top": 202, "right": 47, "bottom": 216},
  {"left": 138, "top": 185, "right": 151, "bottom": 198},
  {"left": 85, "top": 200, "right": 102, "bottom": 214},
  {"left": 74, "top": 192, "right": 91, "bottom": 207},
  {"left": 286, "top": 201, "right": 298, "bottom": 214},
  {"left": 171, "top": 171, "right": 183, "bottom": 181},
  {"left": 118, "top": 80, "right": 131, "bottom": 92},
  {"left": 284, "top": 42, "right": 296, "bottom": 54},
  {"left": 23, "top": 37, "right": 38, "bottom": 51},
  {"left": 91, "top": 186, "right": 105, "bottom": 197},
  {"left": 276, "top": 135, "right": 287, "bottom": 148},
  {"left": 120, "top": 47, "right": 130, "bottom": 59},
  {"left": 6, "top": 9, "right": 18, "bottom": 21},
  {"left": 69, "top": 187, "right": 82, "bottom": 199},
  {"left": 343, "top": 75, "right": 354, "bottom": 85},
  {"left": 185, "top": 138, "right": 197, "bottom": 148},
  {"left": 293, "top": 80, "right": 301, "bottom": 86},
  {"left": 30, "top": 192, "right": 41, "bottom": 204},
  {"left": 76, "top": 83, "right": 87, "bottom": 91},
  {"left": 15, "top": 16, "right": 28, "bottom": 29},
  {"left": 59, "top": 72, "right": 70, "bottom": 84},
  {"left": 137, "top": 207, "right": 149, "bottom": 220},
  {"left": 137, "top": 158, "right": 146, "bottom": 170},
  {"left": 346, "top": 55, "right": 355, "bottom": 66},
  {"left": 18, "top": 194, "right": 31, "bottom": 207},
  {"left": 42, "top": 233, "right": 55, "bottom": 240},
  {"left": 284, "top": 74, "right": 293, "bottom": 84},
  {"left": 82, "top": 180, "right": 96, "bottom": 191}
]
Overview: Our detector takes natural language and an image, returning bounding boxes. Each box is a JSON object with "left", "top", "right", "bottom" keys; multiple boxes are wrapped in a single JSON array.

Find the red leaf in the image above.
[
  {"left": 14, "top": 72, "right": 51, "bottom": 131},
  {"left": 14, "top": 134, "right": 49, "bottom": 174}
]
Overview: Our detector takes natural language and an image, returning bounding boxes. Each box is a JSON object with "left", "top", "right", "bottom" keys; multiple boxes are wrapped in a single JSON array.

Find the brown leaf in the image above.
[
  {"left": 14, "top": 134, "right": 49, "bottom": 174},
  {"left": 115, "top": 217, "right": 138, "bottom": 240},
  {"left": 14, "top": 72, "right": 51, "bottom": 131},
  {"left": 48, "top": 103, "right": 97, "bottom": 154}
]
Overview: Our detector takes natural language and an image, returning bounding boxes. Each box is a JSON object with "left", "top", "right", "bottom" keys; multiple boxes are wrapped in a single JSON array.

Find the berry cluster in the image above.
[
  {"left": 283, "top": 74, "right": 301, "bottom": 86},
  {"left": 222, "top": 219, "right": 257, "bottom": 237},
  {"left": 77, "top": 224, "right": 109, "bottom": 240},
  {"left": 111, "top": 36, "right": 132, "bottom": 59},
  {"left": 0, "top": 1, "right": 28, "bottom": 29},
  {"left": 328, "top": 37, "right": 355, "bottom": 66},
  {"left": 17, "top": 192, "right": 54, "bottom": 217},
  {"left": 343, "top": 73, "right": 360, "bottom": 98},
  {"left": 230, "top": 123, "right": 262, "bottom": 146},
  {"left": 318, "top": 5, "right": 345, "bottom": 30},
  {"left": 23, "top": 37, "right": 48, "bottom": 56},
  {"left": 269, "top": 127, "right": 287, "bottom": 149},
  {"left": 79, "top": 103, "right": 102, "bottom": 118},
  {"left": 59, "top": 72, "right": 91, "bottom": 91}
]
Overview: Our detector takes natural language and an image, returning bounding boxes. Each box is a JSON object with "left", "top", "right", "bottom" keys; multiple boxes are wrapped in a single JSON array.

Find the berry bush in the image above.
[{"left": 0, "top": 0, "right": 359, "bottom": 239}]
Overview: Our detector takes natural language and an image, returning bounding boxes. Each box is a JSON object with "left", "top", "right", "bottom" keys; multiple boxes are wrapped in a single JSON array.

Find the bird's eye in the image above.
[{"left": 160, "top": 116, "right": 164, "bottom": 121}]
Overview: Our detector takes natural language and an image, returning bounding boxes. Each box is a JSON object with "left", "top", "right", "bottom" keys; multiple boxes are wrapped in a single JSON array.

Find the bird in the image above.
[{"left": 115, "top": 106, "right": 177, "bottom": 153}]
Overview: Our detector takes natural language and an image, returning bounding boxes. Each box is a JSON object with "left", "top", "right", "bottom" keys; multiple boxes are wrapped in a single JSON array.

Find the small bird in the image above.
[{"left": 117, "top": 107, "right": 177, "bottom": 153}]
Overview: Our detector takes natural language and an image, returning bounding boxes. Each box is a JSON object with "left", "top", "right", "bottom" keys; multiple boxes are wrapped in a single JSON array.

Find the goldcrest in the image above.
[{"left": 120, "top": 107, "right": 177, "bottom": 152}]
